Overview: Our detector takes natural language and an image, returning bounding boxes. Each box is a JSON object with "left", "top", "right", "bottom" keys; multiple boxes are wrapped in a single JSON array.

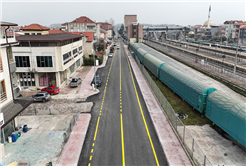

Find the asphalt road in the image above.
[{"left": 78, "top": 40, "right": 168, "bottom": 166}]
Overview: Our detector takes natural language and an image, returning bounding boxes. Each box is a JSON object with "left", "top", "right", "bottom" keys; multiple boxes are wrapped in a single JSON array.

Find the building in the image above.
[
  {"left": 1, "top": 21, "right": 33, "bottom": 144},
  {"left": 124, "top": 15, "right": 137, "bottom": 31},
  {"left": 127, "top": 22, "right": 143, "bottom": 42},
  {"left": 232, "top": 22, "right": 246, "bottom": 41},
  {"left": 13, "top": 33, "right": 83, "bottom": 89},
  {"left": 224, "top": 20, "right": 243, "bottom": 40},
  {"left": 124, "top": 15, "right": 143, "bottom": 42},
  {"left": 20, "top": 24, "right": 50, "bottom": 35},
  {"left": 239, "top": 25, "right": 246, "bottom": 44},
  {"left": 98, "top": 23, "right": 113, "bottom": 40},
  {"left": 61, "top": 16, "right": 100, "bottom": 40}
]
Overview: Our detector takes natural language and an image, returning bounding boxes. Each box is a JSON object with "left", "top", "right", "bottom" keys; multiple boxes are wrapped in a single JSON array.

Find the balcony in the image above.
[
  {"left": 0, "top": 31, "right": 17, "bottom": 45},
  {"left": 0, "top": 92, "right": 7, "bottom": 102}
]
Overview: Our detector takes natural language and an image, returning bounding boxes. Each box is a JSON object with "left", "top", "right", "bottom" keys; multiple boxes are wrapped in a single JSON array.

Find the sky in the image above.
[{"left": 1, "top": 0, "right": 245, "bottom": 27}]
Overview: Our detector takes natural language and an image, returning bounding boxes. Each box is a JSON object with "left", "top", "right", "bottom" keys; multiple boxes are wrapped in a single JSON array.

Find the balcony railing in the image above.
[{"left": 1, "top": 92, "right": 7, "bottom": 102}]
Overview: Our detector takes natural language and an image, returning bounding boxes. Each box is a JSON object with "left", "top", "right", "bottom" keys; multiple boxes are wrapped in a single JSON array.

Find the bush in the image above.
[{"left": 84, "top": 57, "right": 103, "bottom": 66}]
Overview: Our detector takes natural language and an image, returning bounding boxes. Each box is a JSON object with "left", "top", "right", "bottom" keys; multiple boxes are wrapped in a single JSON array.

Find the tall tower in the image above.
[{"left": 207, "top": 5, "right": 211, "bottom": 28}]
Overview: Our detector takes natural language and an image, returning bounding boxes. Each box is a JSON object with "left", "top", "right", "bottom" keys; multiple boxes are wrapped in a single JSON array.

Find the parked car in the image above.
[
  {"left": 30, "top": 91, "right": 51, "bottom": 102},
  {"left": 70, "top": 77, "right": 82, "bottom": 87},
  {"left": 91, "top": 75, "right": 101, "bottom": 87},
  {"left": 41, "top": 86, "right": 60, "bottom": 95}
]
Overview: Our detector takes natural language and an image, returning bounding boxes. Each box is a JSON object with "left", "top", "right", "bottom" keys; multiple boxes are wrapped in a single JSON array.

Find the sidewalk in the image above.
[
  {"left": 57, "top": 114, "right": 91, "bottom": 166},
  {"left": 56, "top": 45, "right": 111, "bottom": 165},
  {"left": 124, "top": 45, "right": 193, "bottom": 165}
]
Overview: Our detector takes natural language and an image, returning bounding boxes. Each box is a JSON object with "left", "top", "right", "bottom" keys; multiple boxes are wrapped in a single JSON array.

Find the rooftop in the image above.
[
  {"left": 20, "top": 24, "right": 50, "bottom": 31},
  {"left": 16, "top": 33, "right": 82, "bottom": 42},
  {"left": 70, "top": 16, "right": 95, "bottom": 24}
]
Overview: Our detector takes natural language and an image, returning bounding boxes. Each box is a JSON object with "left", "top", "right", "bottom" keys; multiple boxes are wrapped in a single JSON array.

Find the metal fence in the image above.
[
  {"left": 132, "top": 51, "right": 213, "bottom": 166},
  {"left": 146, "top": 40, "right": 246, "bottom": 84}
]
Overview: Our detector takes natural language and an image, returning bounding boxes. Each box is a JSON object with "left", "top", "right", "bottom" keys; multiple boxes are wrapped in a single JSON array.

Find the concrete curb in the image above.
[{"left": 56, "top": 114, "right": 91, "bottom": 166}]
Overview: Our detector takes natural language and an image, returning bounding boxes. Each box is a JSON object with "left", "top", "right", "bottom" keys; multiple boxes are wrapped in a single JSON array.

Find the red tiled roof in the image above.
[
  {"left": 67, "top": 32, "right": 83, "bottom": 35},
  {"left": 100, "top": 30, "right": 106, "bottom": 34},
  {"left": 234, "top": 22, "right": 246, "bottom": 26},
  {"left": 95, "top": 51, "right": 103, "bottom": 58},
  {"left": 224, "top": 20, "right": 243, "bottom": 24},
  {"left": 20, "top": 24, "right": 50, "bottom": 31},
  {"left": 48, "top": 30, "right": 64, "bottom": 34},
  {"left": 81, "top": 32, "right": 93, "bottom": 42},
  {"left": 70, "top": 16, "right": 95, "bottom": 24},
  {"left": 240, "top": 25, "right": 246, "bottom": 29}
]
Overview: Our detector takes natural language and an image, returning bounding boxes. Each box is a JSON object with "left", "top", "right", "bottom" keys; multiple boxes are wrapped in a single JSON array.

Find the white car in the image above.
[
  {"left": 109, "top": 53, "right": 113, "bottom": 57},
  {"left": 117, "top": 45, "right": 120, "bottom": 49}
]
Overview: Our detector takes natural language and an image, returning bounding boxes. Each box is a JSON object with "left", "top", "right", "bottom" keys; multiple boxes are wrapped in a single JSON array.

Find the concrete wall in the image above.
[
  {"left": 0, "top": 47, "right": 13, "bottom": 108},
  {"left": 83, "top": 41, "right": 93, "bottom": 58},
  {"left": 138, "top": 24, "right": 143, "bottom": 39}
]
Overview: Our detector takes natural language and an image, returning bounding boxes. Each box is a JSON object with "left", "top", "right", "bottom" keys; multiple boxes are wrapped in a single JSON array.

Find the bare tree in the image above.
[{"left": 108, "top": 18, "right": 115, "bottom": 26}]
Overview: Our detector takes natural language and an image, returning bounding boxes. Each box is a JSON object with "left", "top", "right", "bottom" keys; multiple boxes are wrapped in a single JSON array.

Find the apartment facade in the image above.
[
  {"left": 13, "top": 33, "right": 83, "bottom": 89},
  {"left": 124, "top": 15, "right": 137, "bottom": 31},
  {"left": 1, "top": 21, "right": 33, "bottom": 144},
  {"left": 62, "top": 16, "right": 100, "bottom": 40},
  {"left": 224, "top": 20, "right": 243, "bottom": 40}
]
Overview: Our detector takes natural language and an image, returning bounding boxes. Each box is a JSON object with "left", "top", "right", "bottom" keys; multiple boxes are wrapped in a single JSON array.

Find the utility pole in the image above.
[{"left": 233, "top": 31, "right": 240, "bottom": 78}]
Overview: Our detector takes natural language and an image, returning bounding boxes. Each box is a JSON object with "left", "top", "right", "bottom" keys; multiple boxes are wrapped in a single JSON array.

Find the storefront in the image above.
[
  {"left": 38, "top": 72, "right": 56, "bottom": 87},
  {"left": 19, "top": 72, "right": 36, "bottom": 87}
]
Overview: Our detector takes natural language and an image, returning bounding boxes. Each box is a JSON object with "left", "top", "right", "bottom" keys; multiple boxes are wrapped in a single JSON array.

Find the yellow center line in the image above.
[
  {"left": 120, "top": 41, "right": 125, "bottom": 166},
  {"left": 89, "top": 47, "right": 116, "bottom": 165},
  {"left": 123, "top": 43, "right": 160, "bottom": 166}
]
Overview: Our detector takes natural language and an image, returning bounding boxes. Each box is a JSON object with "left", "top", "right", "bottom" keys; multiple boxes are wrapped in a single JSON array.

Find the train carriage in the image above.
[
  {"left": 159, "top": 64, "right": 216, "bottom": 113},
  {"left": 142, "top": 54, "right": 165, "bottom": 78},
  {"left": 206, "top": 90, "right": 246, "bottom": 148}
]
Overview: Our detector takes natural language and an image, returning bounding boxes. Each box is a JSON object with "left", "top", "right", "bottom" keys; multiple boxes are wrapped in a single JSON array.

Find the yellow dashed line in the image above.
[
  {"left": 88, "top": 163, "right": 91, "bottom": 166},
  {"left": 91, "top": 149, "right": 93, "bottom": 153},
  {"left": 92, "top": 143, "right": 94, "bottom": 147},
  {"left": 90, "top": 156, "right": 92, "bottom": 160}
]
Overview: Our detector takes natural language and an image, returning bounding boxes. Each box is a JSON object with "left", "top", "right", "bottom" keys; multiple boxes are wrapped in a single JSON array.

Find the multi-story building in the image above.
[
  {"left": 232, "top": 23, "right": 246, "bottom": 42},
  {"left": 13, "top": 33, "right": 83, "bottom": 89},
  {"left": 62, "top": 16, "right": 100, "bottom": 40},
  {"left": 239, "top": 25, "right": 246, "bottom": 44},
  {"left": 224, "top": 20, "right": 243, "bottom": 40},
  {"left": 98, "top": 23, "right": 113, "bottom": 40},
  {"left": 124, "top": 15, "right": 137, "bottom": 31},
  {"left": 20, "top": 24, "right": 50, "bottom": 35},
  {"left": 124, "top": 15, "right": 143, "bottom": 42},
  {"left": 127, "top": 22, "right": 143, "bottom": 42},
  {"left": 1, "top": 21, "right": 33, "bottom": 144},
  {"left": 211, "top": 25, "right": 225, "bottom": 38}
]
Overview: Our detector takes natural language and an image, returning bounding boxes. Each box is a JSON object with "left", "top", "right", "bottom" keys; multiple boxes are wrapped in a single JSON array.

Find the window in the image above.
[
  {"left": 0, "top": 80, "right": 7, "bottom": 102},
  {"left": 24, "top": 33, "right": 30, "bottom": 35},
  {"left": 15, "top": 56, "right": 30, "bottom": 67},
  {"left": 63, "top": 52, "right": 71, "bottom": 65},
  {"left": 78, "top": 46, "right": 82, "bottom": 54},
  {"left": 37, "top": 33, "right": 41, "bottom": 35},
  {"left": 73, "top": 49, "right": 78, "bottom": 58},
  {"left": 31, "top": 33, "right": 35, "bottom": 35},
  {"left": 36, "top": 56, "right": 53, "bottom": 67}
]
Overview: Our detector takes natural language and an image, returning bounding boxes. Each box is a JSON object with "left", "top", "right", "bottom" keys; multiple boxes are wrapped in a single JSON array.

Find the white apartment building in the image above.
[
  {"left": 13, "top": 33, "right": 84, "bottom": 89},
  {"left": 1, "top": 21, "right": 33, "bottom": 144},
  {"left": 62, "top": 16, "right": 100, "bottom": 40}
]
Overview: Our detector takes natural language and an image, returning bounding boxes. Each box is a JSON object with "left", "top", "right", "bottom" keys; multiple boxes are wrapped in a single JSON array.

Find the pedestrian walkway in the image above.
[
  {"left": 57, "top": 114, "right": 91, "bottom": 166},
  {"left": 124, "top": 44, "right": 193, "bottom": 165}
]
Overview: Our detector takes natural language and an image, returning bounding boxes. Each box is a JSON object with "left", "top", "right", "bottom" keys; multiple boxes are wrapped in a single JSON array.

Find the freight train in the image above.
[{"left": 129, "top": 42, "right": 246, "bottom": 149}]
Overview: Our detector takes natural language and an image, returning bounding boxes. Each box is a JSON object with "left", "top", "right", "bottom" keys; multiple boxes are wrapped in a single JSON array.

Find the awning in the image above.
[{"left": 1, "top": 98, "right": 33, "bottom": 129}]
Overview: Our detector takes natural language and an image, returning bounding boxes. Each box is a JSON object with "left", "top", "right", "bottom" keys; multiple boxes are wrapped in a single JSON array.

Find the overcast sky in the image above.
[{"left": 1, "top": 0, "right": 245, "bottom": 27}]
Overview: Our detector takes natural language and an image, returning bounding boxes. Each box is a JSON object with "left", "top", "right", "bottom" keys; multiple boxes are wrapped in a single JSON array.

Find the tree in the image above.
[
  {"left": 118, "top": 24, "right": 124, "bottom": 35},
  {"left": 108, "top": 18, "right": 115, "bottom": 26}
]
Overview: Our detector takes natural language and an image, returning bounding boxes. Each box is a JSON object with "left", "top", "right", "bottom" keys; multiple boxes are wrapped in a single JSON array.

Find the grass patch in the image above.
[{"left": 147, "top": 69, "right": 211, "bottom": 125}]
